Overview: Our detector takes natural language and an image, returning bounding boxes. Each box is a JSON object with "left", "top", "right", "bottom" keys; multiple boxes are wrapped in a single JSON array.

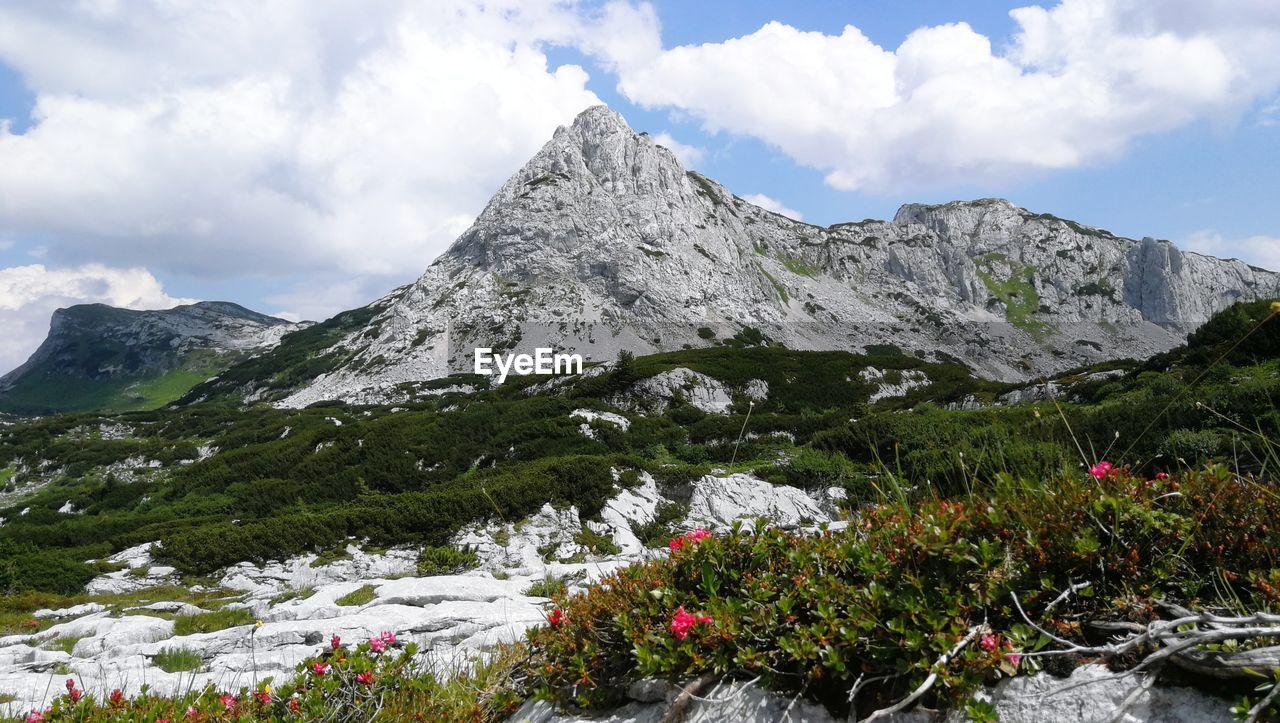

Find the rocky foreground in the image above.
[{"left": 0, "top": 470, "right": 1234, "bottom": 721}]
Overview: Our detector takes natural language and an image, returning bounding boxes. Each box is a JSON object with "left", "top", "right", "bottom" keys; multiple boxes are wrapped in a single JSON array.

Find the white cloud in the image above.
[
  {"left": 605, "top": 0, "right": 1280, "bottom": 192},
  {"left": 1178, "top": 231, "right": 1280, "bottom": 272},
  {"left": 742, "top": 193, "right": 804, "bottom": 221},
  {"left": 651, "top": 132, "right": 705, "bottom": 167},
  {"left": 0, "top": 0, "right": 614, "bottom": 279},
  {"left": 0, "top": 264, "right": 195, "bottom": 374}
]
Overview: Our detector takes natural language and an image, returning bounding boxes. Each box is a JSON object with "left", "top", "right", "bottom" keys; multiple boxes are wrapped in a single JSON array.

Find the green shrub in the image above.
[
  {"left": 630, "top": 501, "right": 689, "bottom": 549},
  {"left": 1159, "top": 428, "right": 1224, "bottom": 463},
  {"left": 526, "top": 468, "right": 1280, "bottom": 716},
  {"left": 574, "top": 525, "right": 621, "bottom": 556},
  {"left": 416, "top": 545, "right": 480, "bottom": 576}
]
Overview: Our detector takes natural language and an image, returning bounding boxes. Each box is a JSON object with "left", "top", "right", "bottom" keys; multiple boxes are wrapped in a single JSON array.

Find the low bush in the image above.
[
  {"left": 416, "top": 545, "right": 480, "bottom": 576},
  {"left": 525, "top": 468, "right": 1280, "bottom": 717}
]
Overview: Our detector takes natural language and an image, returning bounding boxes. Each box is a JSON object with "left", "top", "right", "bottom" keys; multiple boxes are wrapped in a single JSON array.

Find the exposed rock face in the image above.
[
  {"left": 186, "top": 106, "right": 1277, "bottom": 407},
  {"left": 0, "top": 301, "right": 306, "bottom": 414}
]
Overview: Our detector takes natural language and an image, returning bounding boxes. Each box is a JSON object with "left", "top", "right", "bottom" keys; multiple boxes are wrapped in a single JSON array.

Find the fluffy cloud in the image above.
[
  {"left": 607, "top": 0, "right": 1280, "bottom": 192},
  {"left": 1179, "top": 231, "right": 1280, "bottom": 273},
  {"left": 742, "top": 193, "right": 804, "bottom": 222},
  {"left": 0, "top": 0, "right": 611, "bottom": 280},
  {"left": 0, "top": 264, "right": 195, "bottom": 374}
]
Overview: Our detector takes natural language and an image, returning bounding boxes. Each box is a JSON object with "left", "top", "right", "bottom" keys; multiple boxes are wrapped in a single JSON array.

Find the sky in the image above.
[{"left": 0, "top": 0, "right": 1278, "bottom": 375}]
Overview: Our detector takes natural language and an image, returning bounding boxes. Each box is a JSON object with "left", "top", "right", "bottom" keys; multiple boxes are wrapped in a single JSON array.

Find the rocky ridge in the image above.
[
  {"left": 0, "top": 302, "right": 306, "bottom": 414},
  {"left": 180, "top": 105, "right": 1279, "bottom": 408}
]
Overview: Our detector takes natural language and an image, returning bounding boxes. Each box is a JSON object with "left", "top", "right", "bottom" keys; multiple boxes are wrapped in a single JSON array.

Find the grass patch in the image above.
[
  {"left": 44, "top": 634, "right": 86, "bottom": 654},
  {"left": 524, "top": 575, "right": 567, "bottom": 598},
  {"left": 153, "top": 646, "right": 203, "bottom": 673},
  {"left": 172, "top": 607, "right": 255, "bottom": 636},
  {"left": 978, "top": 265, "right": 1050, "bottom": 338},
  {"left": 335, "top": 584, "right": 378, "bottom": 607},
  {"left": 268, "top": 586, "right": 317, "bottom": 606}
]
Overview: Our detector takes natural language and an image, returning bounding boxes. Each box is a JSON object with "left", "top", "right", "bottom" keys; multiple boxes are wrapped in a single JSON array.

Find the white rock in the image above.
[{"left": 685, "top": 474, "right": 829, "bottom": 531}]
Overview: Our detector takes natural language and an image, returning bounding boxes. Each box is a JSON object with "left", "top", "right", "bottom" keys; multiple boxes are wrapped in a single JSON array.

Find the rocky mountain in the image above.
[
  {"left": 0, "top": 301, "right": 305, "bottom": 415},
  {"left": 188, "top": 105, "right": 1280, "bottom": 408}
]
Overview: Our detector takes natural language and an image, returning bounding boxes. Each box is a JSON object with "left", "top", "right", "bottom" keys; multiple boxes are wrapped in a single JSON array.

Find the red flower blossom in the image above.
[
  {"left": 256, "top": 691, "right": 271, "bottom": 705},
  {"left": 979, "top": 633, "right": 998, "bottom": 652},
  {"left": 669, "top": 606, "right": 713, "bottom": 640},
  {"left": 289, "top": 697, "right": 300, "bottom": 713},
  {"left": 668, "top": 528, "right": 713, "bottom": 552},
  {"left": 68, "top": 689, "right": 82, "bottom": 703},
  {"left": 220, "top": 693, "right": 237, "bottom": 711},
  {"left": 548, "top": 607, "right": 566, "bottom": 626},
  {"left": 330, "top": 634, "right": 341, "bottom": 650},
  {"left": 24, "top": 710, "right": 44, "bottom": 723},
  {"left": 312, "top": 662, "right": 330, "bottom": 677},
  {"left": 1088, "top": 461, "right": 1113, "bottom": 479},
  {"left": 64, "top": 679, "right": 75, "bottom": 692},
  {"left": 109, "top": 688, "right": 124, "bottom": 705},
  {"left": 1155, "top": 472, "right": 1169, "bottom": 480},
  {"left": 356, "top": 671, "right": 374, "bottom": 686}
]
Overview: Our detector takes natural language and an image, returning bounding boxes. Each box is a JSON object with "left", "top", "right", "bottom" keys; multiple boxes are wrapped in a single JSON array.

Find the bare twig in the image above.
[{"left": 863, "top": 626, "right": 982, "bottom": 721}]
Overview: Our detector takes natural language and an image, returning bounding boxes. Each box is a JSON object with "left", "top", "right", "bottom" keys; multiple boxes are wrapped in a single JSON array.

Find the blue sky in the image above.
[{"left": 0, "top": 0, "right": 1277, "bottom": 373}]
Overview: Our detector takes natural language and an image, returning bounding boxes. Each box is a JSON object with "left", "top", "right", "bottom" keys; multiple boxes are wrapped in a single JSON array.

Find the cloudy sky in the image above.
[{"left": 1, "top": 0, "right": 1279, "bottom": 374}]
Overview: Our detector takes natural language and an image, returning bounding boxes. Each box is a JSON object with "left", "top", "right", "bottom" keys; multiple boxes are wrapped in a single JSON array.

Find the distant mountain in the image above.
[
  {"left": 186, "top": 105, "right": 1279, "bottom": 408},
  {"left": 0, "top": 301, "right": 306, "bottom": 415}
]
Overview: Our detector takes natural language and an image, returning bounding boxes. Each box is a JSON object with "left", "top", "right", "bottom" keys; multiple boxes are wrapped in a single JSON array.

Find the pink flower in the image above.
[
  {"left": 369, "top": 631, "right": 395, "bottom": 653},
  {"left": 1005, "top": 652, "right": 1023, "bottom": 667},
  {"left": 289, "top": 697, "right": 300, "bottom": 713},
  {"left": 1088, "top": 461, "right": 1114, "bottom": 479},
  {"left": 979, "top": 634, "right": 998, "bottom": 652},
  {"left": 158, "top": 719, "right": 170, "bottom": 723},
  {"left": 186, "top": 706, "right": 198, "bottom": 718},
  {"left": 109, "top": 688, "right": 124, "bottom": 705},
  {"left": 330, "top": 634, "right": 341, "bottom": 650},
  {"left": 1155, "top": 472, "right": 1169, "bottom": 480},
  {"left": 220, "top": 693, "right": 237, "bottom": 710},
  {"left": 24, "top": 710, "right": 44, "bottom": 723},
  {"left": 68, "top": 688, "right": 82, "bottom": 703},
  {"left": 356, "top": 671, "right": 374, "bottom": 686},
  {"left": 312, "top": 662, "right": 330, "bottom": 677},
  {"left": 669, "top": 606, "right": 712, "bottom": 640},
  {"left": 64, "top": 679, "right": 75, "bottom": 692},
  {"left": 548, "top": 607, "right": 566, "bottom": 626},
  {"left": 256, "top": 691, "right": 271, "bottom": 705}
]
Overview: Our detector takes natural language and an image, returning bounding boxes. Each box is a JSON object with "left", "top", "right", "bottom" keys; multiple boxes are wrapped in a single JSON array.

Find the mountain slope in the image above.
[
  {"left": 0, "top": 301, "right": 305, "bottom": 414},
  {"left": 190, "top": 105, "right": 1280, "bottom": 408}
]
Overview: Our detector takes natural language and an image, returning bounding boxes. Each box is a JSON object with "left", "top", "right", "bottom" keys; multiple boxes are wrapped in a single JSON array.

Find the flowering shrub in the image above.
[{"left": 525, "top": 468, "right": 1280, "bottom": 717}]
